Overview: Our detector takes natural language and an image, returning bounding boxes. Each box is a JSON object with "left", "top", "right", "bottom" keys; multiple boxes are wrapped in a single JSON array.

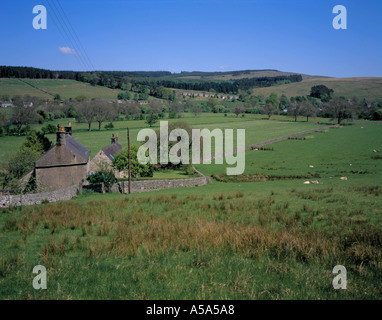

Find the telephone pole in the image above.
[{"left": 127, "top": 127, "right": 131, "bottom": 194}]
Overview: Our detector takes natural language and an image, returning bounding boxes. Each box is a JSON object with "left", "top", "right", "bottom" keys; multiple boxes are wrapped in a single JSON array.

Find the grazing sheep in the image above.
[
  {"left": 303, "top": 181, "right": 310, "bottom": 185},
  {"left": 311, "top": 180, "right": 319, "bottom": 184},
  {"left": 340, "top": 177, "right": 348, "bottom": 181},
  {"left": 309, "top": 165, "right": 314, "bottom": 168}
]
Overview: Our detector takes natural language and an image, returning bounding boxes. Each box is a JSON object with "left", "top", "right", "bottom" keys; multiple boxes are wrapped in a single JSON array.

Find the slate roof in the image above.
[
  {"left": 35, "top": 135, "right": 90, "bottom": 168},
  {"left": 102, "top": 142, "right": 123, "bottom": 161},
  {"left": 66, "top": 136, "right": 90, "bottom": 162}
]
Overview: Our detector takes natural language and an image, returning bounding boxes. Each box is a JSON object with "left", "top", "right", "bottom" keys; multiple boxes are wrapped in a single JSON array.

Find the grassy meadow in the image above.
[
  {"left": 0, "top": 113, "right": 343, "bottom": 166},
  {"left": 0, "top": 78, "right": 122, "bottom": 100},
  {"left": 0, "top": 118, "right": 381, "bottom": 300}
]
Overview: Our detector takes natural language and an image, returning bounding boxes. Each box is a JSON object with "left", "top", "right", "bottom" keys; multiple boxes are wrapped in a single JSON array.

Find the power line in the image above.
[
  {"left": 42, "top": 0, "right": 89, "bottom": 71},
  {"left": 41, "top": 0, "right": 87, "bottom": 71},
  {"left": 45, "top": 0, "right": 90, "bottom": 71},
  {"left": 54, "top": 0, "right": 96, "bottom": 71},
  {"left": 50, "top": 0, "right": 94, "bottom": 71}
]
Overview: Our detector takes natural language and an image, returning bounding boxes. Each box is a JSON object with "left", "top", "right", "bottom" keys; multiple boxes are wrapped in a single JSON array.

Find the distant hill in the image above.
[
  {"left": 1, "top": 66, "right": 382, "bottom": 101},
  {"left": 172, "top": 70, "right": 325, "bottom": 81},
  {"left": 252, "top": 77, "right": 382, "bottom": 101},
  {"left": 0, "top": 66, "right": 304, "bottom": 96},
  {"left": 0, "top": 78, "right": 121, "bottom": 100}
]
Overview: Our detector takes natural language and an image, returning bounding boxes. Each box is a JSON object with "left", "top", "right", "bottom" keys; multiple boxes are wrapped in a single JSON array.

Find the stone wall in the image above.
[
  {"left": 0, "top": 174, "right": 211, "bottom": 208},
  {"left": 116, "top": 175, "right": 211, "bottom": 194},
  {"left": 0, "top": 185, "right": 78, "bottom": 209}
]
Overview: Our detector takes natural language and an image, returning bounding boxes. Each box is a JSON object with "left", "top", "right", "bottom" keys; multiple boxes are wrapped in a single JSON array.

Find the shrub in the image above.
[
  {"left": 41, "top": 124, "right": 57, "bottom": 134},
  {"left": 184, "top": 164, "right": 195, "bottom": 176},
  {"left": 87, "top": 169, "right": 116, "bottom": 191},
  {"left": 105, "top": 122, "right": 114, "bottom": 130},
  {"left": 6, "top": 148, "right": 40, "bottom": 180},
  {"left": 112, "top": 145, "right": 154, "bottom": 178}
]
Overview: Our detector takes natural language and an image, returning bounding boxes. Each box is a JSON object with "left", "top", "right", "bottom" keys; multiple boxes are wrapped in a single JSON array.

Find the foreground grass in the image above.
[{"left": 0, "top": 182, "right": 381, "bottom": 299}]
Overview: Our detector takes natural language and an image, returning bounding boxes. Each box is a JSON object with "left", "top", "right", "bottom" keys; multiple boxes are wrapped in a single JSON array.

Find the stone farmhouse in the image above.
[
  {"left": 89, "top": 134, "right": 127, "bottom": 178},
  {"left": 180, "top": 92, "right": 239, "bottom": 100},
  {"left": 0, "top": 101, "right": 13, "bottom": 108},
  {"left": 33, "top": 124, "right": 90, "bottom": 191}
]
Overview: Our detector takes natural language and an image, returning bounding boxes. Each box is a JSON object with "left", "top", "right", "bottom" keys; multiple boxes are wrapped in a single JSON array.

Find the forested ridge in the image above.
[{"left": 0, "top": 66, "right": 303, "bottom": 95}]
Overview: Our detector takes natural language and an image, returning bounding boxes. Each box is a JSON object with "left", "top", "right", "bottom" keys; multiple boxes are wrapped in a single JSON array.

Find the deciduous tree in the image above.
[
  {"left": 323, "top": 98, "right": 358, "bottom": 124},
  {"left": 11, "top": 95, "right": 39, "bottom": 135}
]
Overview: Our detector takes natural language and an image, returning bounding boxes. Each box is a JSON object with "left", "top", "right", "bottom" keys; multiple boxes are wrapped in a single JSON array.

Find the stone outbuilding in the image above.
[
  {"left": 89, "top": 134, "right": 127, "bottom": 178},
  {"left": 34, "top": 124, "right": 90, "bottom": 191}
]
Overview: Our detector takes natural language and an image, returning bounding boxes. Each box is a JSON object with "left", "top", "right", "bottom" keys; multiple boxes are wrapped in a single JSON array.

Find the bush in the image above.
[
  {"left": 112, "top": 145, "right": 154, "bottom": 178},
  {"left": 41, "top": 124, "right": 57, "bottom": 134},
  {"left": 6, "top": 148, "right": 40, "bottom": 179},
  {"left": 105, "top": 122, "right": 114, "bottom": 130},
  {"left": 87, "top": 169, "right": 116, "bottom": 191},
  {"left": 54, "top": 112, "right": 66, "bottom": 119},
  {"left": 373, "top": 109, "right": 382, "bottom": 120},
  {"left": 184, "top": 164, "right": 195, "bottom": 176}
]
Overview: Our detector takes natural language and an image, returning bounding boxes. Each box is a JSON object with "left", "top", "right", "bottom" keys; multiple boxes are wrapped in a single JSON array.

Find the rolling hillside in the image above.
[
  {"left": 1, "top": 73, "right": 382, "bottom": 102},
  {"left": 175, "top": 70, "right": 323, "bottom": 81},
  {"left": 0, "top": 78, "right": 121, "bottom": 100},
  {"left": 253, "top": 77, "right": 382, "bottom": 100}
]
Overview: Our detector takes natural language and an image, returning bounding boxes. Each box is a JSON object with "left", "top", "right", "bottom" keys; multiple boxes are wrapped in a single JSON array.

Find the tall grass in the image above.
[{"left": 0, "top": 186, "right": 381, "bottom": 299}]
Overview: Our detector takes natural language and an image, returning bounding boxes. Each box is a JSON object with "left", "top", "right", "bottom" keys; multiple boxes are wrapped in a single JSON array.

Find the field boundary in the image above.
[
  {"left": 17, "top": 78, "right": 55, "bottom": 97},
  {"left": 209, "top": 124, "right": 340, "bottom": 161},
  {"left": 0, "top": 167, "right": 211, "bottom": 208}
]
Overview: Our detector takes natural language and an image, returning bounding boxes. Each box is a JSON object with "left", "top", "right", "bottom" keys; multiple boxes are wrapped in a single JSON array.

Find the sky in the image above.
[{"left": 1, "top": 0, "right": 382, "bottom": 77}]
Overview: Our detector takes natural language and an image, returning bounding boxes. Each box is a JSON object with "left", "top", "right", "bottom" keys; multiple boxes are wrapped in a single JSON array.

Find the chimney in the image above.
[
  {"left": 56, "top": 124, "right": 66, "bottom": 146},
  {"left": 111, "top": 133, "right": 116, "bottom": 144},
  {"left": 64, "top": 122, "right": 72, "bottom": 136}
]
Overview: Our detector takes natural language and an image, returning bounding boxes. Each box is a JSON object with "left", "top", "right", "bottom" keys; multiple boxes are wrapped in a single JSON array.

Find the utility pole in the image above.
[{"left": 127, "top": 127, "right": 131, "bottom": 194}]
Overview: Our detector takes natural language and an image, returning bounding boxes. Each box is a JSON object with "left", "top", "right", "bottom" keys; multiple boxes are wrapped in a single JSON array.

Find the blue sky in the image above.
[{"left": 1, "top": 0, "right": 382, "bottom": 77}]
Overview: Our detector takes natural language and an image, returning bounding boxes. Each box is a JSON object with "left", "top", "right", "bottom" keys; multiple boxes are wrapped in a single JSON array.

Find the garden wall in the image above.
[
  {"left": 0, "top": 185, "right": 78, "bottom": 209},
  {"left": 0, "top": 174, "right": 211, "bottom": 208}
]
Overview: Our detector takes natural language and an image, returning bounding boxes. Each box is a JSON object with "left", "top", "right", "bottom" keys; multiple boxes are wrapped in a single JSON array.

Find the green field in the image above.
[
  {"left": 253, "top": 77, "right": 382, "bottom": 101},
  {"left": 0, "top": 118, "right": 381, "bottom": 300},
  {"left": 0, "top": 78, "right": 121, "bottom": 100},
  {"left": 0, "top": 113, "right": 338, "bottom": 166}
]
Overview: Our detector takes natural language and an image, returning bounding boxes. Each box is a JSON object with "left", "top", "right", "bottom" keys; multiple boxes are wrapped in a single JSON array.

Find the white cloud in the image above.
[
  {"left": 219, "top": 65, "right": 229, "bottom": 70},
  {"left": 58, "top": 46, "right": 77, "bottom": 55}
]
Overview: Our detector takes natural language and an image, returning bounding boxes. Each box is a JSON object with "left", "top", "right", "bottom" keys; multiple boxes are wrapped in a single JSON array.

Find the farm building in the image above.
[
  {"left": 34, "top": 124, "right": 90, "bottom": 191},
  {"left": 0, "top": 101, "right": 13, "bottom": 108},
  {"left": 89, "top": 134, "right": 127, "bottom": 178}
]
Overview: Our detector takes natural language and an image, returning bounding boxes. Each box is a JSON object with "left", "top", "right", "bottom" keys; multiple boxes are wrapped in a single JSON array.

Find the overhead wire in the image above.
[
  {"left": 54, "top": 0, "right": 96, "bottom": 71},
  {"left": 41, "top": 0, "right": 91, "bottom": 71}
]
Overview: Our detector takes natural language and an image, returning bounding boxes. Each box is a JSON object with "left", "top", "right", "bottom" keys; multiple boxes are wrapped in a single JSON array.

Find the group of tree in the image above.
[
  {"left": 310, "top": 85, "right": 334, "bottom": 102},
  {"left": 76, "top": 98, "right": 117, "bottom": 131},
  {"left": 1, "top": 130, "right": 51, "bottom": 190},
  {"left": 288, "top": 99, "right": 317, "bottom": 122}
]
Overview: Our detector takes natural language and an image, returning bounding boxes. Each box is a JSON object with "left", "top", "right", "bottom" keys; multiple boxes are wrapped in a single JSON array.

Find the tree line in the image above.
[{"left": 0, "top": 66, "right": 302, "bottom": 97}]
